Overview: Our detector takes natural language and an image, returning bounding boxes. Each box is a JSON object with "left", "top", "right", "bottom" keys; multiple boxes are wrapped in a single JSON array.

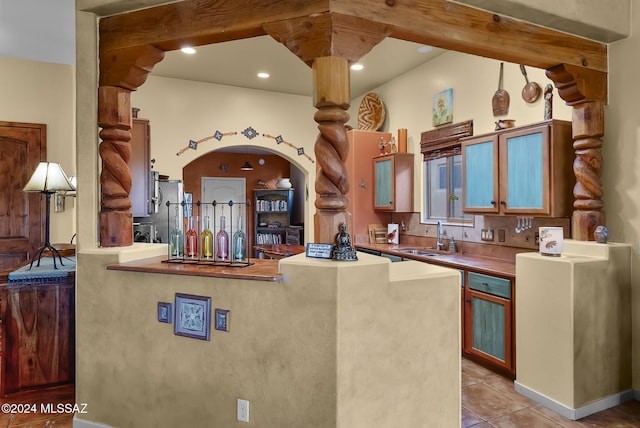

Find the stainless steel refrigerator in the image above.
[{"left": 133, "top": 173, "right": 183, "bottom": 244}]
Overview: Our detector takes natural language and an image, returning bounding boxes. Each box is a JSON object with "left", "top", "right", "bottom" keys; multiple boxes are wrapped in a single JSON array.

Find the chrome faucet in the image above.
[{"left": 436, "top": 221, "right": 444, "bottom": 251}]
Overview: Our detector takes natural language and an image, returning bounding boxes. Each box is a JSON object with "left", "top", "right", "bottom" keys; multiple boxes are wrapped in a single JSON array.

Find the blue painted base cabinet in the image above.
[{"left": 463, "top": 271, "right": 514, "bottom": 378}]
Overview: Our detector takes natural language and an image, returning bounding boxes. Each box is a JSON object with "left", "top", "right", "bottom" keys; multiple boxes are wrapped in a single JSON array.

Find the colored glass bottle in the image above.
[
  {"left": 216, "top": 215, "right": 230, "bottom": 261},
  {"left": 201, "top": 215, "right": 213, "bottom": 259},
  {"left": 185, "top": 216, "right": 198, "bottom": 258},
  {"left": 169, "top": 214, "right": 184, "bottom": 258},
  {"left": 232, "top": 217, "right": 246, "bottom": 262}
]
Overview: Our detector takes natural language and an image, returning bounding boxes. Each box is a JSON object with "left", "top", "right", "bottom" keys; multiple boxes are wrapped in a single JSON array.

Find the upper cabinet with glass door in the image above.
[
  {"left": 461, "top": 120, "right": 574, "bottom": 217},
  {"left": 373, "top": 153, "right": 414, "bottom": 212}
]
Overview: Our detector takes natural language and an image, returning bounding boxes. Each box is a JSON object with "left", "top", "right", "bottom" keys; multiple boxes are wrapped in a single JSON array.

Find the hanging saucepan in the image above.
[
  {"left": 492, "top": 62, "right": 510, "bottom": 116},
  {"left": 519, "top": 64, "right": 542, "bottom": 103}
]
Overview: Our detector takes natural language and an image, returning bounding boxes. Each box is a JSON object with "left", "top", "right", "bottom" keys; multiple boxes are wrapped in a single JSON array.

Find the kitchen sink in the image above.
[{"left": 397, "top": 249, "right": 438, "bottom": 257}]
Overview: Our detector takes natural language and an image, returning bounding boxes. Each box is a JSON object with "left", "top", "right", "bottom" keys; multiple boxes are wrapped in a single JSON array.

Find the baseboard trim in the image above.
[
  {"left": 73, "top": 417, "right": 112, "bottom": 428},
  {"left": 514, "top": 381, "right": 635, "bottom": 420}
]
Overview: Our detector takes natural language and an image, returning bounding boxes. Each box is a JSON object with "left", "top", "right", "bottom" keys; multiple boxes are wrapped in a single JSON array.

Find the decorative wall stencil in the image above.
[
  {"left": 262, "top": 133, "right": 314, "bottom": 163},
  {"left": 174, "top": 293, "right": 211, "bottom": 341},
  {"left": 177, "top": 126, "right": 316, "bottom": 164},
  {"left": 176, "top": 130, "right": 237, "bottom": 155},
  {"left": 241, "top": 127, "right": 259, "bottom": 139}
]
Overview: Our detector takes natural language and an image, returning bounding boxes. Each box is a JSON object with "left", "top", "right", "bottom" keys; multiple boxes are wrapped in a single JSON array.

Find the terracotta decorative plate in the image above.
[{"left": 358, "top": 93, "right": 385, "bottom": 130}]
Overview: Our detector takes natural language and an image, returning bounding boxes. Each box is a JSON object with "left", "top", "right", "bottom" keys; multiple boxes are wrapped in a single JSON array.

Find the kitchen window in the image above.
[
  {"left": 420, "top": 120, "right": 474, "bottom": 224},
  {"left": 423, "top": 153, "right": 471, "bottom": 223}
]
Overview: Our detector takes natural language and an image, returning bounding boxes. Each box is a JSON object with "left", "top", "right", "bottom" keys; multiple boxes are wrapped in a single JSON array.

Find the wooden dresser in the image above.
[{"left": 0, "top": 260, "right": 75, "bottom": 396}]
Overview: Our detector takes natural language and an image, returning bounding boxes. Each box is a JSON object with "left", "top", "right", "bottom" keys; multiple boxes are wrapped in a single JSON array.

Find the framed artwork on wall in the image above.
[
  {"left": 157, "top": 302, "right": 173, "bottom": 323},
  {"left": 433, "top": 88, "right": 454, "bottom": 127},
  {"left": 215, "top": 308, "right": 230, "bottom": 332},
  {"left": 174, "top": 293, "right": 211, "bottom": 341}
]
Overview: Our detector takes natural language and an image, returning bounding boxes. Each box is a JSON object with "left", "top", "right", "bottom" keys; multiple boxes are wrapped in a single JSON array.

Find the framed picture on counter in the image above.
[{"left": 174, "top": 293, "right": 211, "bottom": 341}]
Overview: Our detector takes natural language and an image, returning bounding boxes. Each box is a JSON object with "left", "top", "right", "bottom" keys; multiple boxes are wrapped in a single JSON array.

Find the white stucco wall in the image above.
[{"left": 605, "top": 2, "right": 640, "bottom": 396}]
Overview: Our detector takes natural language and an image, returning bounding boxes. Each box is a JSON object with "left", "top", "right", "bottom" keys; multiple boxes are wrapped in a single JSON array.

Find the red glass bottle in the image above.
[{"left": 216, "top": 215, "right": 230, "bottom": 261}]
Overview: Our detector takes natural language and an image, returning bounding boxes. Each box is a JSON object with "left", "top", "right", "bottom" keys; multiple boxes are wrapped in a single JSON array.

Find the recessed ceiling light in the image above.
[
  {"left": 417, "top": 45, "right": 433, "bottom": 54},
  {"left": 351, "top": 63, "right": 364, "bottom": 71},
  {"left": 257, "top": 72, "right": 270, "bottom": 79},
  {"left": 181, "top": 47, "right": 196, "bottom": 54}
]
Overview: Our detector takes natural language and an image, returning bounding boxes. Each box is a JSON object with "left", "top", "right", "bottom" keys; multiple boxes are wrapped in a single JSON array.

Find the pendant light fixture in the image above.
[{"left": 240, "top": 146, "right": 254, "bottom": 171}]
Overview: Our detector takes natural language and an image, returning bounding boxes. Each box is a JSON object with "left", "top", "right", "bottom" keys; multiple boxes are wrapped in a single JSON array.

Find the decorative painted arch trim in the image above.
[{"left": 176, "top": 126, "right": 315, "bottom": 164}]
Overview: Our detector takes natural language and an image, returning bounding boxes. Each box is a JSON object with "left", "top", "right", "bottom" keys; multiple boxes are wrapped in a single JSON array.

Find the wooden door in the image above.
[{"left": 0, "top": 122, "right": 45, "bottom": 271}]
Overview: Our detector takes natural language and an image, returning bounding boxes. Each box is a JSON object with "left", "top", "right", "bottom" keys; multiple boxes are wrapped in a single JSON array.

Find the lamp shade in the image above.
[
  {"left": 240, "top": 161, "right": 254, "bottom": 171},
  {"left": 23, "top": 162, "right": 75, "bottom": 193}
]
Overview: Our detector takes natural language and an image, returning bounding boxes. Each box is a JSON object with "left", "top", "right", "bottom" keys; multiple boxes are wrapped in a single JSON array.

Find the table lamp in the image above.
[{"left": 23, "top": 162, "right": 75, "bottom": 269}]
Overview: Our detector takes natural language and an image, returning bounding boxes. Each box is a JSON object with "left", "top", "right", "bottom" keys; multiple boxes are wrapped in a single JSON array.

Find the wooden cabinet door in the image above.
[
  {"left": 462, "top": 137, "right": 499, "bottom": 213},
  {"left": 499, "top": 125, "right": 550, "bottom": 215},
  {"left": 0, "top": 122, "right": 45, "bottom": 271},
  {"left": 464, "top": 288, "right": 513, "bottom": 376},
  {"left": 373, "top": 156, "right": 394, "bottom": 210},
  {"left": 3, "top": 283, "right": 75, "bottom": 394}
]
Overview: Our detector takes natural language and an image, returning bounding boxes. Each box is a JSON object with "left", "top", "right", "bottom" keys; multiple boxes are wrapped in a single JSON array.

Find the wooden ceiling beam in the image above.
[
  {"left": 331, "top": 0, "right": 607, "bottom": 74},
  {"left": 99, "top": 0, "right": 329, "bottom": 53},
  {"left": 100, "top": 0, "right": 608, "bottom": 75}
]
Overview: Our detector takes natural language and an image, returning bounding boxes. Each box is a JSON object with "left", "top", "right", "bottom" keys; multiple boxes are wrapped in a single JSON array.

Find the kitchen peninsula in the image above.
[
  {"left": 78, "top": 247, "right": 462, "bottom": 427},
  {"left": 357, "top": 242, "right": 517, "bottom": 378}
]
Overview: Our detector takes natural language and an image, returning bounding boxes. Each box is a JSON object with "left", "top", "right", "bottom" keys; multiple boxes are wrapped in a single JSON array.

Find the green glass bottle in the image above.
[
  {"left": 232, "top": 217, "right": 246, "bottom": 262},
  {"left": 169, "top": 215, "right": 184, "bottom": 258}
]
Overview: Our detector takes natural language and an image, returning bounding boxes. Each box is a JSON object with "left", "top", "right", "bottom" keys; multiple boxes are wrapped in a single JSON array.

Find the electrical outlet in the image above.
[
  {"left": 237, "top": 399, "right": 249, "bottom": 423},
  {"left": 480, "top": 229, "right": 494, "bottom": 241}
]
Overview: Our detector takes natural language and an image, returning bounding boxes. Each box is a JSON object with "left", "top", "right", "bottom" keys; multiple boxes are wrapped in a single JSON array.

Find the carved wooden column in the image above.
[
  {"left": 98, "top": 86, "right": 134, "bottom": 246},
  {"left": 98, "top": 45, "right": 164, "bottom": 246},
  {"left": 546, "top": 64, "right": 607, "bottom": 241},
  {"left": 312, "top": 56, "right": 352, "bottom": 243},
  {"left": 265, "top": 13, "right": 390, "bottom": 243}
]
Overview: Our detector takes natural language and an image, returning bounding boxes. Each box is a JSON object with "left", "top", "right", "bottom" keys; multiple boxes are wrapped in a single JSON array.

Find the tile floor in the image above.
[
  {"left": 0, "top": 360, "right": 639, "bottom": 427},
  {"left": 462, "top": 358, "right": 640, "bottom": 427}
]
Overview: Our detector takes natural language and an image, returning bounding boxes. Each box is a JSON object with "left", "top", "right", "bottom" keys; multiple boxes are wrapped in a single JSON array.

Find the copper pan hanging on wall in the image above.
[
  {"left": 519, "top": 65, "right": 542, "bottom": 103},
  {"left": 492, "top": 62, "right": 510, "bottom": 116}
]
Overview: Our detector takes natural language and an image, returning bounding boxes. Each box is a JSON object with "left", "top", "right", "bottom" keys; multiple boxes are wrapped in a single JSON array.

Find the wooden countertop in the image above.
[
  {"left": 356, "top": 243, "right": 516, "bottom": 278},
  {"left": 106, "top": 256, "right": 284, "bottom": 282},
  {"left": 254, "top": 244, "right": 306, "bottom": 259}
]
